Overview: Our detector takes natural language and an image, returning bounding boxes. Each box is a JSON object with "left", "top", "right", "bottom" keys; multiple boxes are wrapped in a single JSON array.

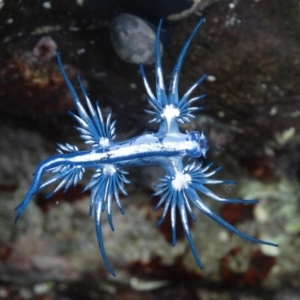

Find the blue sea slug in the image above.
[{"left": 15, "top": 18, "right": 277, "bottom": 276}]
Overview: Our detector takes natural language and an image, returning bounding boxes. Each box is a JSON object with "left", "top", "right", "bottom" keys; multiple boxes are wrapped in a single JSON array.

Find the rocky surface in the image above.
[{"left": 0, "top": 0, "right": 299, "bottom": 299}]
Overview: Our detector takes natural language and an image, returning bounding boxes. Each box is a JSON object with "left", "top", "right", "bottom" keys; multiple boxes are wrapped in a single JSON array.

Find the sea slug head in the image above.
[
  {"left": 199, "top": 130, "right": 209, "bottom": 158},
  {"left": 186, "top": 131, "right": 209, "bottom": 158}
]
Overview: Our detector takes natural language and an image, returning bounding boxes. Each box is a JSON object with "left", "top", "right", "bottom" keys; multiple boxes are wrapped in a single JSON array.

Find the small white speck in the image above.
[
  {"left": 291, "top": 110, "right": 300, "bottom": 118},
  {"left": 282, "top": 127, "right": 295, "bottom": 141},
  {"left": 0, "top": 0, "right": 4, "bottom": 10},
  {"left": 130, "top": 83, "right": 137, "bottom": 89},
  {"left": 130, "top": 277, "right": 169, "bottom": 291},
  {"left": 69, "top": 26, "right": 80, "bottom": 32},
  {"left": 43, "top": 1, "right": 51, "bottom": 9},
  {"left": 218, "top": 111, "right": 225, "bottom": 118},
  {"left": 225, "top": 13, "right": 237, "bottom": 27},
  {"left": 264, "top": 147, "right": 274, "bottom": 156},
  {"left": 31, "top": 25, "right": 62, "bottom": 35},
  {"left": 254, "top": 203, "right": 269, "bottom": 222},
  {"left": 77, "top": 48, "right": 85, "bottom": 55},
  {"left": 34, "top": 283, "right": 53, "bottom": 294},
  {"left": 77, "top": 0, "right": 84, "bottom": 6},
  {"left": 229, "top": 3, "right": 235, "bottom": 9},
  {"left": 219, "top": 230, "right": 229, "bottom": 242},
  {"left": 275, "top": 127, "right": 295, "bottom": 145},
  {"left": 261, "top": 83, "right": 267, "bottom": 89},
  {"left": 261, "top": 243, "right": 280, "bottom": 257},
  {"left": 269, "top": 107, "right": 277, "bottom": 116},
  {"left": 6, "top": 18, "right": 13, "bottom": 24},
  {"left": 206, "top": 75, "right": 216, "bottom": 82},
  {"left": 0, "top": 287, "right": 8, "bottom": 297}
]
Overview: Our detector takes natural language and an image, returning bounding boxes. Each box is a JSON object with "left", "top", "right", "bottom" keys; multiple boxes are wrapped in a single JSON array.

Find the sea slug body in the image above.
[{"left": 15, "top": 18, "right": 277, "bottom": 276}]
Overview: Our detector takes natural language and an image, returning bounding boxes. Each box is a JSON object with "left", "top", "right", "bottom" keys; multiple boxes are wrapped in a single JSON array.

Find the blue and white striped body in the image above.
[{"left": 15, "top": 18, "right": 277, "bottom": 276}]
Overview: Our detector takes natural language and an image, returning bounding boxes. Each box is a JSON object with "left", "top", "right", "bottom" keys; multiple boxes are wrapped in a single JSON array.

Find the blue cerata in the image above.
[{"left": 15, "top": 18, "right": 277, "bottom": 276}]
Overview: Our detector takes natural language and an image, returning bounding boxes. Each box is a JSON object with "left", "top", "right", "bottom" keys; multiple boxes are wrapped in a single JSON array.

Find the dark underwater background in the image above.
[{"left": 0, "top": 0, "right": 299, "bottom": 299}]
